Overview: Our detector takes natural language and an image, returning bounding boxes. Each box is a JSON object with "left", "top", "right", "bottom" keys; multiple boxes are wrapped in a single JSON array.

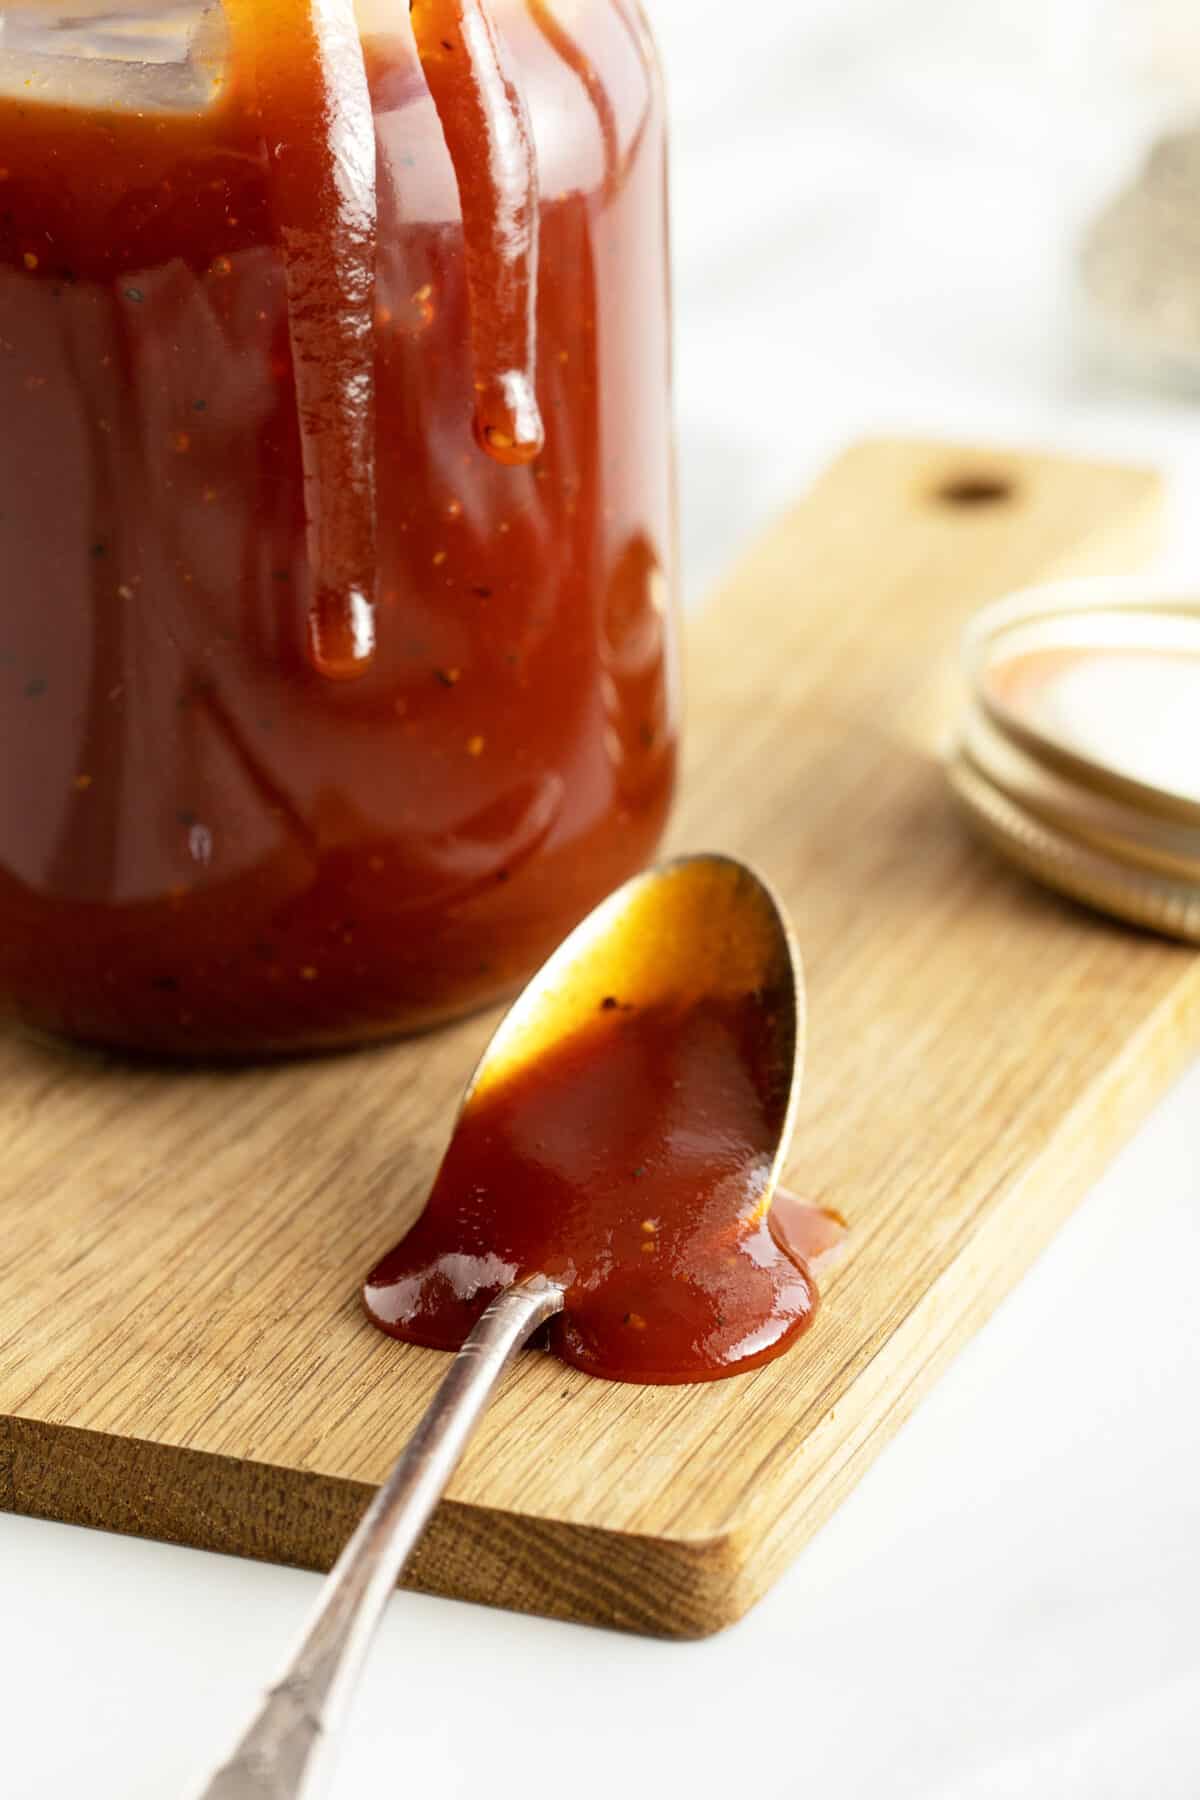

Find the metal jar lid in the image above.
[{"left": 946, "top": 577, "right": 1200, "bottom": 943}]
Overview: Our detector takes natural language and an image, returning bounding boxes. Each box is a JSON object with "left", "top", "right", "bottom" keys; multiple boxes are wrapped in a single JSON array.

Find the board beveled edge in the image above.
[{"left": 0, "top": 1413, "right": 746, "bottom": 1638}]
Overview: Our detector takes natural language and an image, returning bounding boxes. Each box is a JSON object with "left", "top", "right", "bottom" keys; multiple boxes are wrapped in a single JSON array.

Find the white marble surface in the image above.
[{"left": 4, "top": 3, "right": 1200, "bottom": 1795}]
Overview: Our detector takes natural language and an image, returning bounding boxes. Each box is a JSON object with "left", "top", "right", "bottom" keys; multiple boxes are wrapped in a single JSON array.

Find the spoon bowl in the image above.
[
  {"left": 473, "top": 851, "right": 803, "bottom": 1122},
  {"left": 364, "top": 854, "right": 809, "bottom": 1383}
]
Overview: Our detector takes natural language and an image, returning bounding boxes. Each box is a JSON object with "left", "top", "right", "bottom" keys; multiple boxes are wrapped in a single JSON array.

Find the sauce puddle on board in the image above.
[{"left": 364, "top": 987, "right": 844, "bottom": 1385}]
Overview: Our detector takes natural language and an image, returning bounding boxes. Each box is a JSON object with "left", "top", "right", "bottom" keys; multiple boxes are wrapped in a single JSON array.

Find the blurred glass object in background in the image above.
[{"left": 1080, "top": 0, "right": 1200, "bottom": 391}]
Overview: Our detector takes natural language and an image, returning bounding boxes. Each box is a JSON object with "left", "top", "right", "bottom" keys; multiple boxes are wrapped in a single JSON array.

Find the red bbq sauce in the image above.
[
  {"left": 411, "top": 0, "right": 544, "bottom": 465},
  {"left": 226, "top": 0, "right": 547, "bottom": 672},
  {"left": 224, "top": 0, "right": 381, "bottom": 680},
  {"left": 224, "top": 0, "right": 546, "bottom": 675},
  {"left": 0, "top": 0, "right": 676, "bottom": 1054},
  {"left": 365, "top": 863, "right": 844, "bottom": 1384}
]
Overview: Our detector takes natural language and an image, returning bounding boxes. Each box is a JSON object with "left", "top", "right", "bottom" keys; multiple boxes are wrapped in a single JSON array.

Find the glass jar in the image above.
[{"left": 0, "top": 0, "right": 677, "bottom": 1054}]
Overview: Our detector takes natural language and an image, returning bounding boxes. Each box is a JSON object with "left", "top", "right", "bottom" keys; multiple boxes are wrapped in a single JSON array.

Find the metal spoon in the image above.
[{"left": 193, "top": 852, "right": 803, "bottom": 1799}]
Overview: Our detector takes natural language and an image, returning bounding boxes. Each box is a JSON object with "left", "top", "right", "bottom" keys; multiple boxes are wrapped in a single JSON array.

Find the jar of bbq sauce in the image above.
[{"left": 0, "top": 0, "right": 677, "bottom": 1054}]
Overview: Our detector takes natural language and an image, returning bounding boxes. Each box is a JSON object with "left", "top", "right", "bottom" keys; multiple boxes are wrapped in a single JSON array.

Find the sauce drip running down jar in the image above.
[{"left": 0, "top": 0, "right": 677, "bottom": 1054}]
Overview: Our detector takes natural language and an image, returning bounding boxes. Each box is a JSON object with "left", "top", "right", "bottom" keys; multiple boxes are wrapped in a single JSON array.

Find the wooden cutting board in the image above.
[{"left": 3, "top": 439, "right": 1195, "bottom": 1639}]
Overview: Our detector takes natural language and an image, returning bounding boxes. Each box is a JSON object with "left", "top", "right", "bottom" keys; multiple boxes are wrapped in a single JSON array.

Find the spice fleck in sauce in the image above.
[
  {"left": 0, "top": 0, "right": 676, "bottom": 1054},
  {"left": 365, "top": 860, "right": 844, "bottom": 1383}
]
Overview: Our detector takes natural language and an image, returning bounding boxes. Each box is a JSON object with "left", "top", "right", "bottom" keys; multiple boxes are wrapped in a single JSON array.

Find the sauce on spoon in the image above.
[{"left": 365, "top": 857, "right": 843, "bottom": 1383}]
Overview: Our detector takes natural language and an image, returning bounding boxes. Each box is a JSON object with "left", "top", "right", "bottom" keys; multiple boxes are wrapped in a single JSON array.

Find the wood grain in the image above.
[{"left": 2, "top": 438, "right": 1192, "bottom": 1638}]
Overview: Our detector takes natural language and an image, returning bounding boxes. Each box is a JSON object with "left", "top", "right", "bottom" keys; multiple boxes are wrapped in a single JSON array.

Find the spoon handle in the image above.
[{"left": 193, "top": 1275, "right": 565, "bottom": 1800}]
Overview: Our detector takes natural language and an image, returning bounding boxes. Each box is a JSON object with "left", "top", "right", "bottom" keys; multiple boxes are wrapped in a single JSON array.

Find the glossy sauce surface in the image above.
[
  {"left": 223, "top": 0, "right": 381, "bottom": 679},
  {"left": 412, "top": 0, "right": 545, "bottom": 467},
  {"left": 364, "top": 857, "right": 840, "bottom": 1385},
  {"left": 365, "top": 994, "right": 820, "bottom": 1381},
  {"left": 0, "top": 0, "right": 675, "bottom": 1053}
]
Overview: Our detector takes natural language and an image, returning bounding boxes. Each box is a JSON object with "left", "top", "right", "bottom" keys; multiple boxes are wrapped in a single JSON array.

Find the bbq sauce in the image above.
[
  {"left": 365, "top": 859, "right": 842, "bottom": 1385},
  {"left": 364, "top": 992, "right": 838, "bottom": 1383},
  {"left": 224, "top": 0, "right": 381, "bottom": 680},
  {"left": 0, "top": 0, "right": 676, "bottom": 1054},
  {"left": 221, "top": 0, "right": 546, "bottom": 673},
  {"left": 411, "top": 0, "right": 544, "bottom": 465}
]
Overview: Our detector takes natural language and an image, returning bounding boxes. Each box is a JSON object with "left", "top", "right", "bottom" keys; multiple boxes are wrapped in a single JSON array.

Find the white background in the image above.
[{"left": 4, "top": 3, "right": 1200, "bottom": 1795}]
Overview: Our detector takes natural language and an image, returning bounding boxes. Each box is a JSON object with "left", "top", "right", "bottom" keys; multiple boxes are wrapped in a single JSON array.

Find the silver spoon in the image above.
[{"left": 193, "top": 851, "right": 803, "bottom": 1799}]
